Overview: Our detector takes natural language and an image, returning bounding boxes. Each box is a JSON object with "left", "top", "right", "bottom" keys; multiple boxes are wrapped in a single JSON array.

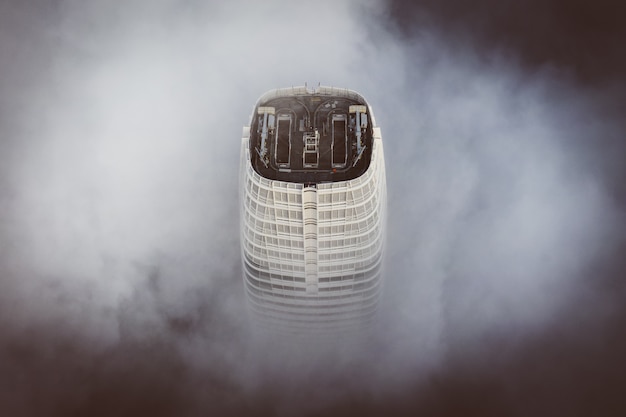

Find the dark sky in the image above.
[
  {"left": 388, "top": 0, "right": 626, "bottom": 84},
  {"left": 1, "top": 1, "right": 625, "bottom": 416}
]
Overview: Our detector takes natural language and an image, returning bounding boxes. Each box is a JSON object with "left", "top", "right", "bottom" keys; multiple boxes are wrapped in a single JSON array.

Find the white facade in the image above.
[{"left": 240, "top": 86, "right": 386, "bottom": 332}]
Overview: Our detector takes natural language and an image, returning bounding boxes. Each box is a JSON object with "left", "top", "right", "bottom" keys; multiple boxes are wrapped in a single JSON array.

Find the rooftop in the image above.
[{"left": 249, "top": 87, "right": 373, "bottom": 184}]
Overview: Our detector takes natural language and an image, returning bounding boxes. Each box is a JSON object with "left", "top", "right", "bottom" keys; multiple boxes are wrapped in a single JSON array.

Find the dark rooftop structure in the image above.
[{"left": 250, "top": 87, "right": 373, "bottom": 184}]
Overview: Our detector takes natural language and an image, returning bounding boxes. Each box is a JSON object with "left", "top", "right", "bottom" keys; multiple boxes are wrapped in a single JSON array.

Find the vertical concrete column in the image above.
[{"left": 302, "top": 186, "right": 318, "bottom": 294}]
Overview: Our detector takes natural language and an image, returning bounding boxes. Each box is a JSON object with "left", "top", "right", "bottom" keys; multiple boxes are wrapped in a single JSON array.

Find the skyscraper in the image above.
[{"left": 240, "top": 86, "right": 386, "bottom": 332}]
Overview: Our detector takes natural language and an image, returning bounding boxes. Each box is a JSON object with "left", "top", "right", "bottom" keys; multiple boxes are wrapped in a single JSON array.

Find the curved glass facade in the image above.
[{"left": 240, "top": 86, "right": 386, "bottom": 332}]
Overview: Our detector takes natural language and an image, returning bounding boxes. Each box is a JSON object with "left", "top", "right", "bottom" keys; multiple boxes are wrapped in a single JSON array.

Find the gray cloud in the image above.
[{"left": 1, "top": 0, "right": 625, "bottom": 415}]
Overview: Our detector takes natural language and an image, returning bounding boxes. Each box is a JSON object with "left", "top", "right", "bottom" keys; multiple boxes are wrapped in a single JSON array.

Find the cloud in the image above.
[{"left": 0, "top": 0, "right": 624, "bottom": 415}]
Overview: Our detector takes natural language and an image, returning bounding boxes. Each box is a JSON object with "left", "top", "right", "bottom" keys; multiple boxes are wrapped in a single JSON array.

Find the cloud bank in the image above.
[{"left": 1, "top": 0, "right": 624, "bottom": 415}]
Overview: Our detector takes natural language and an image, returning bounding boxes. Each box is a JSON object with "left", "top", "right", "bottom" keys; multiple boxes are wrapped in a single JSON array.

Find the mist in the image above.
[{"left": 1, "top": 0, "right": 625, "bottom": 415}]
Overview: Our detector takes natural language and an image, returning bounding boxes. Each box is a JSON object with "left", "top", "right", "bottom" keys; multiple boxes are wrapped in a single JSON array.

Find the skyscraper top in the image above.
[{"left": 249, "top": 86, "right": 374, "bottom": 184}]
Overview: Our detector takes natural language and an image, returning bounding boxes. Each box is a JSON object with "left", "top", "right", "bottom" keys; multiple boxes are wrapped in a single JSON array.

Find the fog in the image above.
[{"left": 1, "top": 1, "right": 624, "bottom": 415}]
